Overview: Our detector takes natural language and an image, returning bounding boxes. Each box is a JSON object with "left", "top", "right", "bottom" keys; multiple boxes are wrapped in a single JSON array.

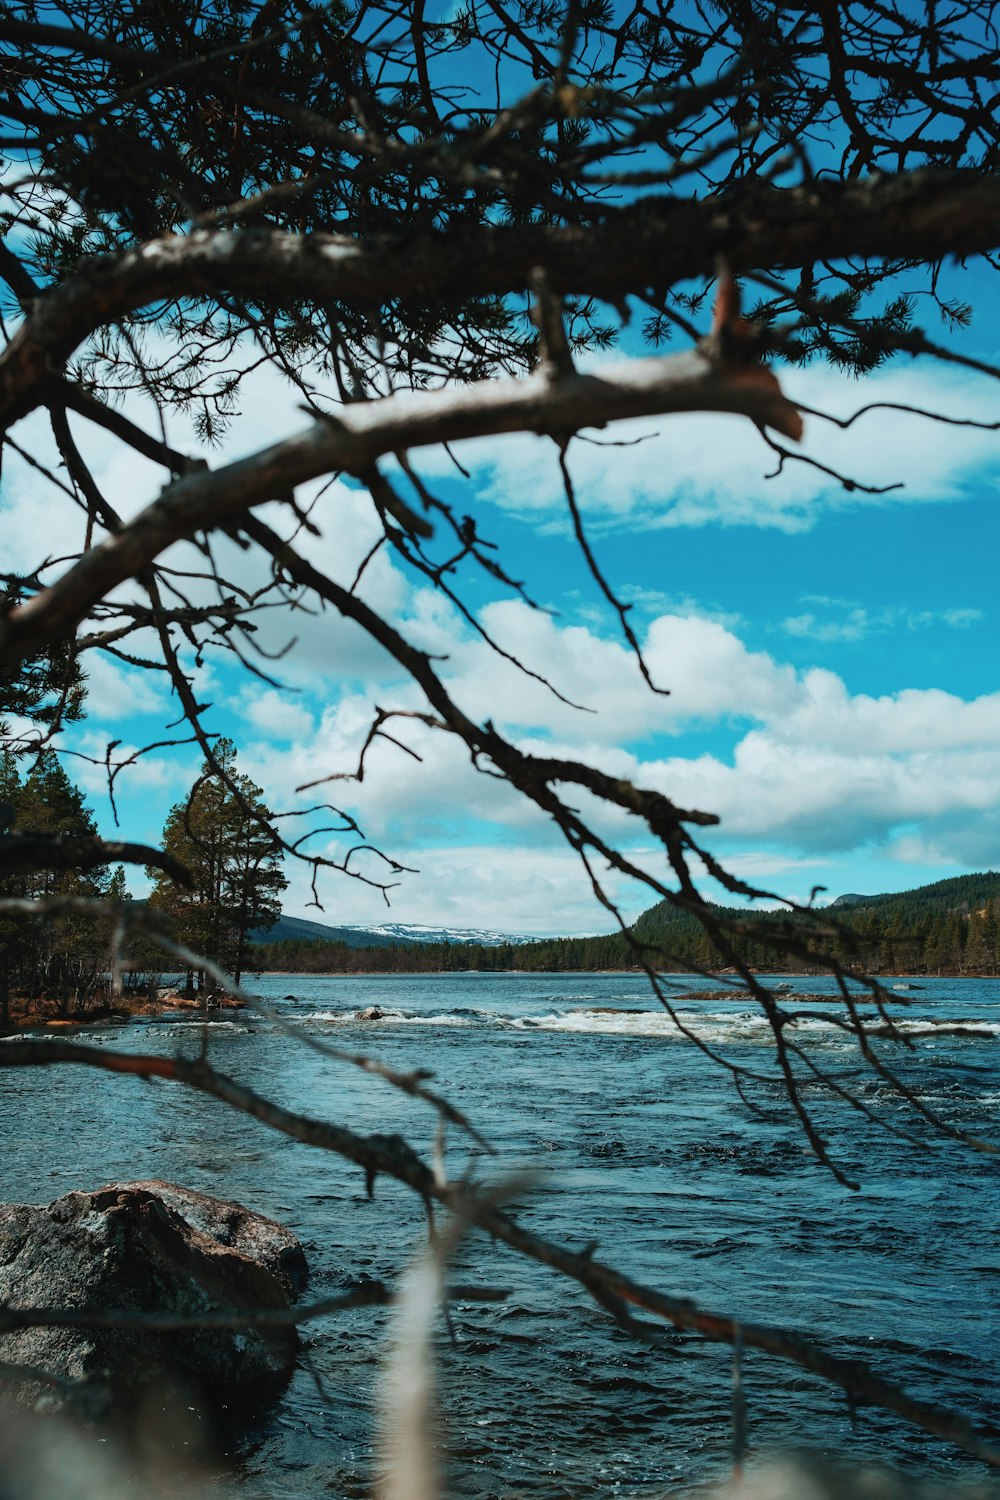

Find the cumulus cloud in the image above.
[
  {"left": 52, "top": 595, "right": 1000, "bottom": 933},
  {"left": 414, "top": 600, "right": 798, "bottom": 745},
  {"left": 83, "top": 654, "right": 169, "bottom": 720},
  {"left": 6, "top": 343, "right": 998, "bottom": 932},
  {"left": 224, "top": 602, "right": 1000, "bottom": 928},
  {"left": 888, "top": 816, "right": 1000, "bottom": 870},
  {"left": 0, "top": 373, "right": 418, "bottom": 698},
  {"left": 240, "top": 688, "right": 315, "bottom": 742},
  {"left": 408, "top": 361, "right": 1000, "bottom": 533},
  {"left": 276, "top": 841, "right": 651, "bottom": 937}
]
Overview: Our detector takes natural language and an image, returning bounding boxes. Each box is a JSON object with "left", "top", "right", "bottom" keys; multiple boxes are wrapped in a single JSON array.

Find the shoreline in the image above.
[
  {"left": 0, "top": 990, "right": 248, "bottom": 1037},
  {"left": 255, "top": 966, "right": 1000, "bottom": 980},
  {"left": 4, "top": 968, "right": 997, "bottom": 1035}
]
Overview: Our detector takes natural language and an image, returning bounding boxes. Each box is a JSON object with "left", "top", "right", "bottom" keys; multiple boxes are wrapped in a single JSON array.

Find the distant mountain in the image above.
[
  {"left": 340, "top": 920, "right": 541, "bottom": 946},
  {"left": 251, "top": 914, "right": 540, "bottom": 948}
]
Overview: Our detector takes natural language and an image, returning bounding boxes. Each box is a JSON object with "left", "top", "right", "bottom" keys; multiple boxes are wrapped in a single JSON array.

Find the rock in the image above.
[
  {"left": 356, "top": 1006, "right": 385, "bottom": 1021},
  {"left": 123, "top": 1180, "right": 309, "bottom": 1297},
  {"left": 0, "top": 1181, "right": 308, "bottom": 1417}
]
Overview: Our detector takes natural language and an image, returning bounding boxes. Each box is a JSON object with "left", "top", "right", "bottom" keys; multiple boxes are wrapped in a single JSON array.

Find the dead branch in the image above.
[{"left": 0, "top": 834, "right": 191, "bottom": 885}]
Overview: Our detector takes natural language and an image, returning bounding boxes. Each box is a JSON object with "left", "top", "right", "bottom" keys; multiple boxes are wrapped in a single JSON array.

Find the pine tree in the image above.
[
  {"left": 149, "top": 741, "right": 287, "bottom": 990},
  {"left": 965, "top": 903, "right": 999, "bottom": 976},
  {"left": 4, "top": 753, "right": 111, "bottom": 1014},
  {"left": 0, "top": 749, "right": 22, "bottom": 1027},
  {"left": 0, "top": 581, "right": 86, "bottom": 736},
  {"left": 983, "top": 902, "right": 1000, "bottom": 976}
]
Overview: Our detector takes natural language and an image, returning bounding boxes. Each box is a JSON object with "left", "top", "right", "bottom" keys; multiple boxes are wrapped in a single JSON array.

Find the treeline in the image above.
[
  {"left": 830, "top": 872, "right": 1000, "bottom": 921},
  {"left": 250, "top": 931, "right": 635, "bottom": 974},
  {"left": 0, "top": 739, "right": 288, "bottom": 1025},
  {"left": 0, "top": 750, "right": 128, "bottom": 1024},
  {"left": 251, "top": 876, "right": 1000, "bottom": 977},
  {"left": 629, "top": 888, "right": 1000, "bottom": 977}
]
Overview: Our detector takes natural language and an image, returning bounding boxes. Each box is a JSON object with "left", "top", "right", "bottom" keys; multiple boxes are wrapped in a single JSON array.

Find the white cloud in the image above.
[
  {"left": 67, "top": 732, "right": 191, "bottom": 848},
  {"left": 888, "top": 817, "right": 1000, "bottom": 869},
  {"left": 6, "top": 340, "right": 1000, "bottom": 933},
  {"left": 772, "top": 673, "right": 1000, "bottom": 754},
  {"left": 226, "top": 603, "right": 1000, "bottom": 930},
  {"left": 277, "top": 842, "right": 645, "bottom": 937},
  {"left": 780, "top": 598, "right": 986, "bottom": 643},
  {"left": 0, "top": 375, "right": 417, "bottom": 697},
  {"left": 416, "top": 600, "right": 798, "bottom": 745},
  {"left": 408, "top": 361, "right": 1000, "bottom": 533},
  {"left": 245, "top": 694, "right": 540, "bottom": 846},
  {"left": 240, "top": 688, "right": 314, "bottom": 742},
  {"left": 782, "top": 609, "right": 870, "bottom": 643},
  {"left": 628, "top": 683, "right": 1000, "bottom": 853},
  {"left": 83, "top": 654, "right": 168, "bottom": 720}
]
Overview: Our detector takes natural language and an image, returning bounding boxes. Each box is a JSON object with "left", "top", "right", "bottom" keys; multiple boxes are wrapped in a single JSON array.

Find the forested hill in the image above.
[
  {"left": 630, "top": 873, "right": 1000, "bottom": 950},
  {"left": 828, "top": 872, "right": 1000, "bottom": 916},
  {"left": 250, "top": 871, "right": 1000, "bottom": 977}
]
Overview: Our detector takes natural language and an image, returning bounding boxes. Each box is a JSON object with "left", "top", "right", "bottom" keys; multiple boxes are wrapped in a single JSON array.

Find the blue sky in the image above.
[{"left": 4, "top": 283, "right": 1000, "bottom": 935}]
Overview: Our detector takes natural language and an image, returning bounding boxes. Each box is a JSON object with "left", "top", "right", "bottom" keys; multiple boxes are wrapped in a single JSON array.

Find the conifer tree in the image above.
[
  {"left": 149, "top": 741, "right": 286, "bottom": 990},
  {"left": 0, "top": 582, "right": 86, "bottom": 742},
  {"left": 964, "top": 903, "right": 998, "bottom": 977},
  {"left": 983, "top": 902, "right": 999, "bottom": 977},
  {"left": 1, "top": 753, "right": 111, "bottom": 1013},
  {"left": 0, "top": 749, "right": 22, "bottom": 1027}
]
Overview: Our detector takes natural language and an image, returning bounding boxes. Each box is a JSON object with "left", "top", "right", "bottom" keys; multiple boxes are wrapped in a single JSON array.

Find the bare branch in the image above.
[{"left": 0, "top": 834, "right": 189, "bottom": 885}]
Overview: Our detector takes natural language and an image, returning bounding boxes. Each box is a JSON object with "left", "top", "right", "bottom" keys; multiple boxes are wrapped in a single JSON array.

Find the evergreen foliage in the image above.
[
  {"left": 0, "top": 581, "right": 87, "bottom": 739},
  {"left": 148, "top": 740, "right": 287, "bottom": 988},
  {"left": 0, "top": 751, "right": 115, "bottom": 1017},
  {"left": 828, "top": 873, "right": 1000, "bottom": 918}
]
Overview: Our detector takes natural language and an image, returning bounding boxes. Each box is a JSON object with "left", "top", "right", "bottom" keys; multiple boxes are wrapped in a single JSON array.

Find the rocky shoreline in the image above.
[{"left": 0, "top": 988, "right": 249, "bottom": 1036}]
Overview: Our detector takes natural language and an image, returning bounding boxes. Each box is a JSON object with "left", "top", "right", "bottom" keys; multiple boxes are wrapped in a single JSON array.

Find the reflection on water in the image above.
[{"left": 3, "top": 971, "right": 1000, "bottom": 1497}]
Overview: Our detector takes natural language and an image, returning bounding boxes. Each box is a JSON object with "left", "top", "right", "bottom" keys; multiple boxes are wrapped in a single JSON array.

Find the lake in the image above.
[{"left": 4, "top": 971, "right": 1000, "bottom": 1497}]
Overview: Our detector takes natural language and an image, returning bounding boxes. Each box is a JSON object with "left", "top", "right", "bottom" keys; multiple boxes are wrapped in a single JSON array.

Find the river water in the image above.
[{"left": 4, "top": 971, "right": 1000, "bottom": 1497}]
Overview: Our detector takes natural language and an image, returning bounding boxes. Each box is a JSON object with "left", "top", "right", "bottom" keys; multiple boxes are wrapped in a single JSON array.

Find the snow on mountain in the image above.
[
  {"left": 253, "top": 914, "right": 542, "bottom": 947},
  {"left": 342, "top": 922, "right": 540, "bottom": 946}
]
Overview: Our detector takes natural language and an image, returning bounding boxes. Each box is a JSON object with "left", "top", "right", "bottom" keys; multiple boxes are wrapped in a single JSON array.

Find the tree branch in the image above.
[
  {"left": 2, "top": 169, "right": 999, "bottom": 431},
  {"left": 0, "top": 345, "right": 800, "bottom": 667},
  {"left": 0, "top": 834, "right": 190, "bottom": 885}
]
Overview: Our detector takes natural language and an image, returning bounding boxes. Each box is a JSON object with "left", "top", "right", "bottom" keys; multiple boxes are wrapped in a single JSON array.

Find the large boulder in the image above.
[
  {"left": 0, "top": 1181, "right": 308, "bottom": 1417},
  {"left": 122, "top": 1179, "right": 309, "bottom": 1298}
]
